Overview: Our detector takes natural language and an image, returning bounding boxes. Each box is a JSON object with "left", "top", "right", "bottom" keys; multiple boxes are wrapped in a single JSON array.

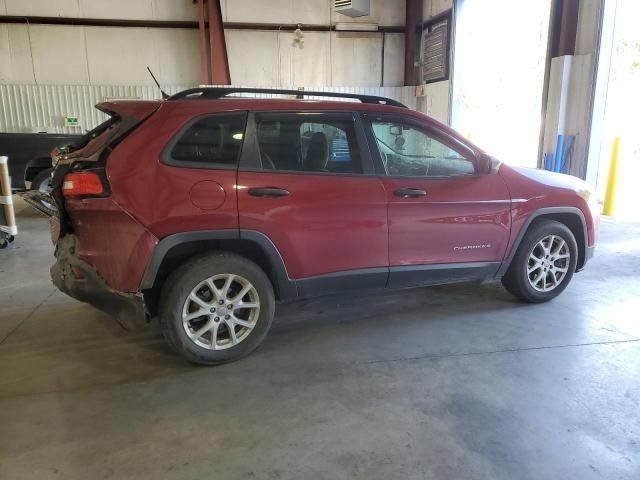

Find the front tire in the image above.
[
  {"left": 501, "top": 219, "right": 578, "bottom": 303},
  {"left": 159, "top": 252, "right": 275, "bottom": 365}
]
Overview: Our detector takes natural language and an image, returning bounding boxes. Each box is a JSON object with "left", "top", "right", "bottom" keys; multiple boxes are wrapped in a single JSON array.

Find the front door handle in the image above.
[
  {"left": 248, "top": 187, "right": 290, "bottom": 198},
  {"left": 394, "top": 188, "right": 427, "bottom": 198}
]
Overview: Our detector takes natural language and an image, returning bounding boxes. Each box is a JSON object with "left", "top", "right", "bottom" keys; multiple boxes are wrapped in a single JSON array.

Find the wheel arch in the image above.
[
  {"left": 24, "top": 156, "right": 53, "bottom": 184},
  {"left": 498, "top": 206, "right": 588, "bottom": 277},
  {"left": 141, "top": 230, "right": 296, "bottom": 314}
]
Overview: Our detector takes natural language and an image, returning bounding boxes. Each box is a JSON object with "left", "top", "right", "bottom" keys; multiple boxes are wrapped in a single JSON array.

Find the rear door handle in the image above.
[
  {"left": 248, "top": 187, "right": 290, "bottom": 198},
  {"left": 394, "top": 188, "right": 427, "bottom": 198}
]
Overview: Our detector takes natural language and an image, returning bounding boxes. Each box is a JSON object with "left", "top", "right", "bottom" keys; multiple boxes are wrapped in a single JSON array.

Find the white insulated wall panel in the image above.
[
  {"left": 4, "top": 0, "right": 79, "bottom": 17},
  {"left": 226, "top": 30, "right": 401, "bottom": 87},
  {"left": 223, "top": 0, "right": 331, "bottom": 24},
  {"left": 382, "top": 33, "right": 404, "bottom": 87},
  {"left": 222, "top": 0, "right": 404, "bottom": 26},
  {"left": 330, "top": 32, "right": 383, "bottom": 86},
  {"left": 29, "top": 25, "right": 90, "bottom": 85},
  {"left": 153, "top": 29, "right": 201, "bottom": 86},
  {"left": 421, "top": 80, "right": 450, "bottom": 125},
  {"left": 1, "top": 25, "right": 400, "bottom": 88},
  {"left": 0, "top": 25, "right": 35, "bottom": 84},
  {"left": 85, "top": 28, "right": 165, "bottom": 85},
  {"left": 3, "top": 0, "right": 197, "bottom": 21},
  {"left": 422, "top": 0, "right": 452, "bottom": 19},
  {"left": 0, "top": 24, "right": 200, "bottom": 86},
  {"left": 226, "top": 31, "right": 281, "bottom": 87},
  {"left": 278, "top": 31, "right": 331, "bottom": 87}
]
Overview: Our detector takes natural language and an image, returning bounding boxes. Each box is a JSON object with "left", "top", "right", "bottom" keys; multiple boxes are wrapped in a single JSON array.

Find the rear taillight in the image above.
[{"left": 62, "top": 172, "right": 105, "bottom": 197}]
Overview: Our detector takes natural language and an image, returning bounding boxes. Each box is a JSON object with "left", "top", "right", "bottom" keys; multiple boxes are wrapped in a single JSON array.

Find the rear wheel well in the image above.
[
  {"left": 143, "top": 239, "right": 282, "bottom": 316},
  {"left": 24, "top": 157, "right": 52, "bottom": 183},
  {"left": 529, "top": 213, "right": 586, "bottom": 268}
]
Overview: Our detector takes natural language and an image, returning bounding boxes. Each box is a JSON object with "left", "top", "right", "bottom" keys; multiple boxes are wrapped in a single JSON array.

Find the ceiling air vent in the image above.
[{"left": 335, "top": 0, "right": 370, "bottom": 18}]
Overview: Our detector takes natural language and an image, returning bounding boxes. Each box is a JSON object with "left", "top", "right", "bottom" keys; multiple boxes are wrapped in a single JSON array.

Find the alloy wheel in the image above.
[
  {"left": 35, "top": 172, "right": 56, "bottom": 211},
  {"left": 526, "top": 235, "right": 571, "bottom": 292},
  {"left": 182, "top": 274, "right": 260, "bottom": 350}
]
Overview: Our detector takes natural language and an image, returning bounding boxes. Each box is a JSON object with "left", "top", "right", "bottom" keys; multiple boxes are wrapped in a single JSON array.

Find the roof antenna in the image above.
[{"left": 147, "top": 66, "right": 169, "bottom": 100}]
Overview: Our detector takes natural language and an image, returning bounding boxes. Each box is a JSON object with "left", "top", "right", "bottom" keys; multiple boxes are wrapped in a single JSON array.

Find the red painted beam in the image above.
[
  {"left": 207, "top": 0, "right": 231, "bottom": 85},
  {"left": 197, "top": 0, "right": 210, "bottom": 84},
  {"left": 548, "top": 0, "right": 580, "bottom": 58},
  {"left": 404, "top": 0, "right": 421, "bottom": 86},
  {"left": 557, "top": 0, "right": 579, "bottom": 56}
]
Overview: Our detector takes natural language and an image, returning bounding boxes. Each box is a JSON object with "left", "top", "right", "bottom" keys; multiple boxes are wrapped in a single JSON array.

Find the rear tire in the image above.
[
  {"left": 158, "top": 252, "right": 275, "bottom": 365},
  {"left": 31, "top": 168, "right": 54, "bottom": 193},
  {"left": 501, "top": 219, "right": 578, "bottom": 303}
]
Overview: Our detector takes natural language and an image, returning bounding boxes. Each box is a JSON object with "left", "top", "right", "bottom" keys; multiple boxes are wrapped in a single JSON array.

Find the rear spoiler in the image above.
[
  {"left": 96, "top": 100, "right": 161, "bottom": 121},
  {"left": 96, "top": 100, "right": 161, "bottom": 151},
  {"left": 53, "top": 100, "right": 161, "bottom": 163}
]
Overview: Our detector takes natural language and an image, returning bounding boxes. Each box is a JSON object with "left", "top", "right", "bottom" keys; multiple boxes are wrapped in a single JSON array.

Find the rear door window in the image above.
[
  {"left": 252, "top": 112, "right": 363, "bottom": 174},
  {"left": 164, "top": 113, "right": 247, "bottom": 169},
  {"left": 299, "top": 122, "right": 355, "bottom": 173}
]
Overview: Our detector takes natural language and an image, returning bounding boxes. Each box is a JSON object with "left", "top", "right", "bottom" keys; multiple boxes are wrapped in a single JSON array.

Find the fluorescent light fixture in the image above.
[{"left": 334, "top": 22, "right": 378, "bottom": 32}]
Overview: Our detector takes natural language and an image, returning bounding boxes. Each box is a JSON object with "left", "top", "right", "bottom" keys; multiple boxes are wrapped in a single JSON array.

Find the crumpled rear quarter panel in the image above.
[{"left": 64, "top": 197, "right": 158, "bottom": 292}]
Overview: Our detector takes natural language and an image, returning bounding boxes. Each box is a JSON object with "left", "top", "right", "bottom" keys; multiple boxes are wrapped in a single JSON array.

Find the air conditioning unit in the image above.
[{"left": 335, "top": 0, "right": 370, "bottom": 18}]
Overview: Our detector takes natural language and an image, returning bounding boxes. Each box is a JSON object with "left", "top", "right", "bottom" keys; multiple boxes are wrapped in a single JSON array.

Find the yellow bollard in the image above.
[{"left": 603, "top": 137, "right": 621, "bottom": 216}]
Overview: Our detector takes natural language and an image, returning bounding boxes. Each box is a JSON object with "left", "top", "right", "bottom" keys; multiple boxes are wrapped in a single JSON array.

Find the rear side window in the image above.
[
  {"left": 300, "top": 122, "right": 353, "bottom": 169},
  {"left": 165, "top": 113, "right": 247, "bottom": 168},
  {"left": 253, "top": 113, "right": 363, "bottom": 174}
]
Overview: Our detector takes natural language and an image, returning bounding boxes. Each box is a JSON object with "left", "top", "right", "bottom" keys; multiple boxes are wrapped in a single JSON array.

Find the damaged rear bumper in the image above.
[{"left": 51, "top": 234, "right": 147, "bottom": 330}]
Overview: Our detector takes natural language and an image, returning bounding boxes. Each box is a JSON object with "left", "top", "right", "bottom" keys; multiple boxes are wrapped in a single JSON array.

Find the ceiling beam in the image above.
[{"left": 0, "top": 16, "right": 405, "bottom": 33}]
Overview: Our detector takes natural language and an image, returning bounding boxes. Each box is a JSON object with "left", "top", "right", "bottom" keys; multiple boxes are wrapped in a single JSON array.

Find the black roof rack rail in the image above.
[{"left": 167, "top": 87, "right": 407, "bottom": 108}]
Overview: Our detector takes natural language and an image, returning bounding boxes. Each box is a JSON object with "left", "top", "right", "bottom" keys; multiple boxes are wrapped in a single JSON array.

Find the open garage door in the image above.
[
  {"left": 593, "top": 0, "right": 640, "bottom": 219},
  {"left": 451, "top": 0, "right": 552, "bottom": 167}
]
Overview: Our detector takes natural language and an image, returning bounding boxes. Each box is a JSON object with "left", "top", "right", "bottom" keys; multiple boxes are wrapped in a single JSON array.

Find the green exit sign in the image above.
[{"left": 63, "top": 116, "right": 79, "bottom": 127}]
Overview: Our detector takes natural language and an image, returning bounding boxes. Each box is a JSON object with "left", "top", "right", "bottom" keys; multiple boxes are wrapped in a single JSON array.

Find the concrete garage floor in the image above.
[{"left": 1, "top": 198, "right": 639, "bottom": 480}]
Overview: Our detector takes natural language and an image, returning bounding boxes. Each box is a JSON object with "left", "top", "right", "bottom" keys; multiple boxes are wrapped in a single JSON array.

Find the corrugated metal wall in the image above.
[
  {"left": 0, "top": 84, "right": 418, "bottom": 134},
  {"left": 0, "top": 85, "right": 190, "bottom": 134}
]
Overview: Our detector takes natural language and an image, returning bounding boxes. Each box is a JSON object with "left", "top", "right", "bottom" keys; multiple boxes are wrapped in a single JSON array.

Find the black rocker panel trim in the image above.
[
  {"left": 388, "top": 262, "right": 500, "bottom": 289},
  {"left": 295, "top": 262, "right": 500, "bottom": 299},
  {"left": 295, "top": 267, "right": 388, "bottom": 300}
]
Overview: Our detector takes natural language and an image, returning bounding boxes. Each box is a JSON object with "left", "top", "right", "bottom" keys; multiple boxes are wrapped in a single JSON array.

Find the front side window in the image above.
[
  {"left": 371, "top": 121, "right": 475, "bottom": 177},
  {"left": 167, "top": 113, "right": 247, "bottom": 168},
  {"left": 254, "top": 113, "right": 362, "bottom": 174}
]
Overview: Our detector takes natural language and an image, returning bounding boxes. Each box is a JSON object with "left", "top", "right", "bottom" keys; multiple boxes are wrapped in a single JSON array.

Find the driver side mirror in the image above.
[{"left": 478, "top": 153, "right": 494, "bottom": 174}]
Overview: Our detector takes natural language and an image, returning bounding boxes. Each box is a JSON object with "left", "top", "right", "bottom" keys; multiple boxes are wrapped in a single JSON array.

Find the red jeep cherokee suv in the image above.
[{"left": 49, "top": 88, "right": 599, "bottom": 364}]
